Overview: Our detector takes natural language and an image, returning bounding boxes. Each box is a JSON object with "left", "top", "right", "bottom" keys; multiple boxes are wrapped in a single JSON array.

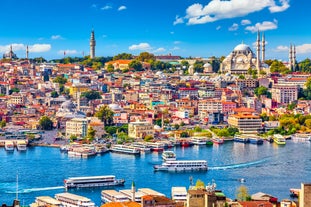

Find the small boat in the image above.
[
  {"left": 131, "top": 142, "right": 152, "bottom": 153},
  {"left": 206, "top": 140, "right": 213, "bottom": 145},
  {"left": 4, "top": 141, "right": 15, "bottom": 152},
  {"left": 233, "top": 135, "right": 249, "bottom": 143},
  {"left": 162, "top": 151, "right": 176, "bottom": 161},
  {"left": 212, "top": 137, "right": 224, "bottom": 144},
  {"left": 273, "top": 134, "right": 286, "bottom": 145},
  {"left": 180, "top": 140, "right": 192, "bottom": 147},
  {"left": 191, "top": 137, "right": 207, "bottom": 145},
  {"left": 248, "top": 135, "right": 264, "bottom": 145},
  {"left": 146, "top": 142, "right": 165, "bottom": 152},
  {"left": 110, "top": 144, "right": 141, "bottom": 155},
  {"left": 16, "top": 140, "right": 27, "bottom": 151},
  {"left": 238, "top": 178, "right": 246, "bottom": 183}
]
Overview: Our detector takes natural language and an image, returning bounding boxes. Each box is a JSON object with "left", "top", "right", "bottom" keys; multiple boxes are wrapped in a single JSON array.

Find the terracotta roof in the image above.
[
  {"left": 238, "top": 201, "right": 273, "bottom": 207},
  {"left": 101, "top": 201, "right": 141, "bottom": 207}
]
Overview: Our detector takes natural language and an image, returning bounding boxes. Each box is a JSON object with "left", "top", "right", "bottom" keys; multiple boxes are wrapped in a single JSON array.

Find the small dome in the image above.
[
  {"left": 108, "top": 103, "right": 122, "bottom": 111},
  {"left": 203, "top": 63, "right": 212, "bottom": 67},
  {"left": 234, "top": 44, "right": 251, "bottom": 52}
]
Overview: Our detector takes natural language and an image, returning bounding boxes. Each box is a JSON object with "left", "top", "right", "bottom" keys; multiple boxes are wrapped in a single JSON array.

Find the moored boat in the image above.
[
  {"left": 146, "top": 142, "right": 165, "bottom": 152},
  {"left": 248, "top": 135, "right": 264, "bottom": 145},
  {"left": 101, "top": 190, "right": 130, "bottom": 203},
  {"left": 154, "top": 160, "right": 208, "bottom": 172},
  {"left": 110, "top": 144, "right": 141, "bottom": 155},
  {"left": 190, "top": 137, "right": 207, "bottom": 145},
  {"left": 16, "top": 140, "right": 27, "bottom": 151},
  {"left": 273, "top": 134, "right": 286, "bottom": 145},
  {"left": 206, "top": 139, "right": 213, "bottom": 145},
  {"left": 4, "top": 141, "right": 14, "bottom": 152},
  {"left": 131, "top": 142, "right": 152, "bottom": 153},
  {"left": 233, "top": 134, "right": 249, "bottom": 143},
  {"left": 64, "top": 175, "right": 125, "bottom": 189},
  {"left": 162, "top": 151, "right": 176, "bottom": 161},
  {"left": 212, "top": 137, "right": 224, "bottom": 144}
]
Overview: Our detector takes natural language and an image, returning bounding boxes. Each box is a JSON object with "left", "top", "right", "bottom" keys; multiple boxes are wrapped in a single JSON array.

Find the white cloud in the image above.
[
  {"left": 51, "top": 35, "right": 63, "bottom": 40},
  {"left": 153, "top": 48, "right": 166, "bottom": 53},
  {"left": 269, "top": 0, "right": 290, "bottom": 13},
  {"left": 118, "top": 6, "right": 127, "bottom": 11},
  {"left": 179, "top": 0, "right": 290, "bottom": 25},
  {"left": 101, "top": 5, "right": 112, "bottom": 10},
  {"left": 0, "top": 43, "right": 51, "bottom": 53},
  {"left": 245, "top": 19, "right": 278, "bottom": 33},
  {"left": 228, "top": 23, "right": 239, "bottom": 31},
  {"left": 241, "top": 19, "right": 251, "bottom": 25},
  {"left": 57, "top": 50, "right": 78, "bottom": 55},
  {"left": 173, "top": 15, "right": 184, "bottom": 25},
  {"left": 29, "top": 44, "right": 51, "bottom": 53},
  {"left": 129, "top": 43, "right": 152, "bottom": 51},
  {"left": 296, "top": 44, "right": 311, "bottom": 54},
  {"left": 216, "top": 26, "right": 221, "bottom": 30},
  {"left": 170, "top": 46, "right": 180, "bottom": 51},
  {"left": 275, "top": 45, "right": 289, "bottom": 52}
]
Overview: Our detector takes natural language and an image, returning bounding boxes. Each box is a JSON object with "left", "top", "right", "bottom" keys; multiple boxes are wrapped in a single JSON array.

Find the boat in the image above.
[
  {"left": 110, "top": 144, "right": 141, "bottom": 155},
  {"left": 233, "top": 135, "right": 249, "bottom": 143},
  {"left": 146, "top": 142, "right": 165, "bottom": 152},
  {"left": 64, "top": 175, "right": 125, "bottom": 189},
  {"left": 55, "top": 192, "right": 95, "bottom": 207},
  {"left": 212, "top": 137, "right": 224, "bottom": 144},
  {"left": 248, "top": 135, "right": 264, "bottom": 145},
  {"left": 60, "top": 145, "right": 69, "bottom": 153},
  {"left": 180, "top": 139, "right": 192, "bottom": 147},
  {"left": 191, "top": 137, "right": 207, "bottom": 145},
  {"left": 291, "top": 134, "right": 311, "bottom": 142},
  {"left": 68, "top": 146, "right": 97, "bottom": 158},
  {"left": 101, "top": 190, "right": 130, "bottom": 203},
  {"left": 31, "top": 196, "right": 62, "bottom": 207},
  {"left": 154, "top": 160, "right": 208, "bottom": 172},
  {"left": 162, "top": 151, "right": 176, "bottom": 161},
  {"left": 95, "top": 145, "right": 109, "bottom": 154},
  {"left": 171, "top": 187, "right": 187, "bottom": 203},
  {"left": 206, "top": 139, "right": 213, "bottom": 145},
  {"left": 4, "top": 141, "right": 15, "bottom": 152},
  {"left": 16, "top": 140, "right": 27, "bottom": 151},
  {"left": 273, "top": 134, "right": 286, "bottom": 145},
  {"left": 131, "top": 142, "right": 152, "bottom": 153}
]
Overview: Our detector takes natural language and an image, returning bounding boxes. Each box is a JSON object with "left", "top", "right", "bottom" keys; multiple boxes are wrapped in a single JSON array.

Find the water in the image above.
[{"left": 0, "top": 140, "right": 310, "bottom": 205}]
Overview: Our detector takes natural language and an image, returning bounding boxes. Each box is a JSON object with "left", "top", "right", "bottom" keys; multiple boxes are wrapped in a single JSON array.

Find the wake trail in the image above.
[
  {"left": 209, "top": 158, "right": 268, "bottom": 170},
  {"left": 5, "top": 186, "right": 64, "bottom": 194}
]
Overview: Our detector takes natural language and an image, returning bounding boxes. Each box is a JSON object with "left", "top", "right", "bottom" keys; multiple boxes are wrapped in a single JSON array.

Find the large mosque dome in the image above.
[{"left": 233, "top": 43, "right": 251, "bottom": 52}]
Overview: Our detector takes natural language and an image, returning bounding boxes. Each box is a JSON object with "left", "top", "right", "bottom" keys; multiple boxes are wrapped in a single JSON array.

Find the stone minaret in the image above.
[
  {"left": 9, "top": 45, "right": 13, "bottom": 59},
  {"left": 289, "top": 44, "right": 293, "bottom": 70},
  {"left": 90, "top": 29, "right": 96, "bottom": 59},
  {"left": 292, "top": 45, "right": 296, "bottom": 71},
  {"left": 261, "top": 33, "right": 265, "bottom": 63},
  {"left": 131, "top": 181, "right": 136, "bottom": 202},
  {"left": 26, "top": 45, "right": 29, "bottom": 59},
  {"left": 256, "top": 31, "right": 261, "bottom": 74}
]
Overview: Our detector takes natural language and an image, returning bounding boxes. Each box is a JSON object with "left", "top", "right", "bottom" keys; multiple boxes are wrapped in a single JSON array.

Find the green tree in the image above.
[
  {"left": 194, "top": 126, "right": 202, "bottom": 132},
  {"left": 195, "top": 179, "right": 205, "bottom": 189},
  {"left": 270, "top": 60, "right": 290, "bottom": 74},
  {"left": 144, "top": 134, "right": 153, "bottom": 142},
  {"left": 113, "top": 53, "right": 133, "bottom": 60},
  {"left": 136, "top": 52, "right": 155, "bottom": 62},
  {"left": 193, "top": 60, "right": 204, "bottom": 73},
  {"left": 105, "top": 126, "right": 117, "bottom": 136},
  {"left": 174, "top": 124, "right": 180, "bottom": 130},
  {"left": 236, "top": 185, "right": 250, "bottom": 201},
  {"left": 9, "top": 88, "right": 20, "bottom": 95},
  {"left": 81, "top": 90, "right": 102, "bottom": 100},
  {"left": 51, "top": 91, "right": 59, "bottom": 98},
  {"left": 298, "top": 58, "right": 311, "bottom": 72},
  {"left": 107, "top": 64, "right": 114, "bottom": 73},
  {"left": 87, "top": 126, "right": 96, "bottom": 141},
  {"left": 70, "top": 134, "right": 78, "bottom": 142},
  {"left": 129, "top": 60, "right": 143, "bottom": 71},
  {"left": 53, "top": 76, "right": 67, "bottom": 84},
  {"left": 39, "top": 116, "right": 53, "bottom": 130},
  {"left": 180, "top": 131, "right": 189, "bottom": 137},
  {"left": 0, "top": 120, "right": 6, "bottom": 128},
  {"left": 95, "top": 105, "right": 114, "bottom": 126}
]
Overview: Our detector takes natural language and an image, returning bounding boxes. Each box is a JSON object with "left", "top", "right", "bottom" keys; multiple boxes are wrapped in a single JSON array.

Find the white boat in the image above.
[
  {"left": 291, "top": 134, "right": 311, "bottom": 142},
  {"left": 4, "top": 141, "right": 14, "bottom": 152},
  {"left": 162, "top": 151, "right": 176, "bottom": 161},
  {"left": 110, "top": 144, "right": 140, "bottom": 155},
  {"left": 154, "top": 160, "right": 208, "bottom": 172},
  {"left": 68, "top": 146, "right": 96, "bottom": 158},
  {"left": 171, "top": 187, "right": 187, "bottom": 203},
  {"left": 146, "top": 142, "right": 165, "bottom": 152},
  {"left": 273, "top": 134, "right": 286, "bottom": 145},
  {"left": 101, "top": 190, "right": 130, "bottom": 203},
  {"left": 190, "top": 137, "right": 207, "bottom": 145},
  {"left": 55, "top": 192, "right": 95, "bottom": 207},
  {"left": 30, "top": 196, "right": 62, "bottom": 207},
  {"left": 64, "top": 175, "right": 125, "bottom": 189},
  {"left": 16, "top": 140, "right": 27, "bottom": 151},
  {"left": 131, "top": 142, "right": 152, "bottom": 153}
]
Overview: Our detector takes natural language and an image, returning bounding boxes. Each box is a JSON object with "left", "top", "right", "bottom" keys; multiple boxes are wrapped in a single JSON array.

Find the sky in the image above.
[{"left": 0, "top": 0, "right": 310, "bottom": 61}]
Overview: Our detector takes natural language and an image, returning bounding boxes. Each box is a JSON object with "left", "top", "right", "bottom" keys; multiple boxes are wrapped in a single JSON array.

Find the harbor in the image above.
[{"left": 0, "top": 139, "right": 310, "bottom": 206}]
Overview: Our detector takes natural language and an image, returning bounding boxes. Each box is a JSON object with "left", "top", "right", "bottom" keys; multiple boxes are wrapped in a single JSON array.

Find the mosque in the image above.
[{"left": 220, "top": 32, "right": 266, "bottom": 75}]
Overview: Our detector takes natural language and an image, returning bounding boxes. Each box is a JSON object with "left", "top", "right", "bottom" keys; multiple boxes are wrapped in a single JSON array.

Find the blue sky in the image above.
[{"left": 0, "top": 0, "right": 310, "bottom": 61}]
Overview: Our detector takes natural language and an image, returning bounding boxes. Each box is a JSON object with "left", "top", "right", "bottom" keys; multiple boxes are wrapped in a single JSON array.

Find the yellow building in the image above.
[
  {"left": 227, "top": 112, "right": 262, "bottom": 134},
  {"left": 8, "top": 92, "right": 24, "bottom": 105},
  {"left": 69, "top": 84, "right": 90, "bottom": 99},
  {"left": 128, "top": 121, "right": 154, "bottom": 139},
  {"left": 66, "top": 118, "right": 88, "bottom": 138},
  {"left": 104, "top": 60, "right": 132, "bottom": 70}
]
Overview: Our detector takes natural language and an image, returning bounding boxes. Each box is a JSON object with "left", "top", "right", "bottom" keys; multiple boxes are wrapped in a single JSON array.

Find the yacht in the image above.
[
  {"left": 154, "top": 160, "right": 208, "bottom": 172},
  {"left": 233, "top": 134, "right": 249, "bottom": 143},
  {"left": 162, "top": 151, "right": 176, "bottom": 161},
  {"left": 55, "top": 192, "right": 95, "bottom": 207},
  {"left": 4, "top": 141, "right": 14, "bottom": 152},
  {"left": 64, "top": 175, "right": 125, "bottom": 189},
  {"left": 110, "top": 144, "right": 141, "bottom": 155},
  {"left": 190, "top": 137, "right": 207, "bottom": 145},
  {"left": 131, "top": 142, "right": 152, "bottom": 153},
  {"left": 16, "top": 140, "right": 27, "bottom": 151},
  {"left": 273, "top": 134, "right": 286, "bottom": 145}
]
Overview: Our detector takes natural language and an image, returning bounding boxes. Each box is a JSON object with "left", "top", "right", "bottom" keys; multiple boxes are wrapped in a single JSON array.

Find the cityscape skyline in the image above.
[{"left": 0, "top": 0, "right": 310, "bottom": 61}]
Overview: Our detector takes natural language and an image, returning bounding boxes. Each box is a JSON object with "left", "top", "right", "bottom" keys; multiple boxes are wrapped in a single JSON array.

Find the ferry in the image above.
[
  {"left": 4, "top": 141, "right": 15, "bottom": 152},
  {"left": 16, "top": 140, "right": 27, "bottom": 151},
  {"left": 68, "top": 146, "right": 97, "bottom": 158},
  {"left": 273, "top": 134, "right": 286, "bottom": 145},
  {"left": 162, "top": 151, "right": 176, "bottom": 161},
  {"left": 146, "top": 142, "right": 165, "bottom": 152},
  {"left": 233, "top": 135, "right": 249, "bottom": 143},
  {"left": 55, "top": 192, "right": 95, "bottom": 207},
  {"left": 248, "top": 135, "right": 264, "bottom": 145},
  {"left": 64, "top": 175, "right": 125, "bottom": 189},
  {"left": 131, "top": 142, "right": 152, "bottom": 153},
  {"left": 190, "top": 137, "right": 207, "bottom": 145},
  {"left": 101, "top": 190, "right": 130, "bottom": 203},
  {"left": 110, "top": 144, "right": 141, "bottom": 155},
  {"left": 154, "top": 160, "right": 208, "bottom": 172},
  {"left": 171, "top": 187, "right": 187, "bottom": 203}
]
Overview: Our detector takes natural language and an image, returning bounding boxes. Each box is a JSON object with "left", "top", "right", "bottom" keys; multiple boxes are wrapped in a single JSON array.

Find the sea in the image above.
[{"left": 0, "top": 140, "right": 310, "bottom": 206}]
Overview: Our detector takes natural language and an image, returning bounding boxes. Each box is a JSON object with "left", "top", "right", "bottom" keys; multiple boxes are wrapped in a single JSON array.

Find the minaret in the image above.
[
  {"left": 289, "top": 44, "right": 293, "bottom": 70},
  {"left": 292, "top": 45, "right": 296, "bottom": 71},
  {"left": 256, "top": 31, "right": 261, "bottom": 74},
  {"left": 261, "top": 33, "right": 265, "bottom": 63},
  {"left": 131, "top": 181, "right": 136, "bottom": 202},
  {"left": 26, "top": 45, "right": 29, "bottom": 59},
  {"left": 90, "top": 29, "right": 96, "bottom": 59},
  {"left": 9, "top": 45, "right": 13, "bottom": 59}
]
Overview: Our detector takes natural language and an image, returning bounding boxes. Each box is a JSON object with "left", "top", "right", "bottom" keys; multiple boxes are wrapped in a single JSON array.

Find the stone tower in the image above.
[
  {"left": 90, "top": 29, "right": 96, "bottom": 59},
  {"left": 131, "top": 181, "right": 136, "bottom": 202},
  {"left": 26, "top": 45, "right": 29, "bottom": 59},
  {"left": 261, "top": 33, "right": 265, "bottom": 63},
  {"left": 256, "top": 31, "right": 261, "bottom": 74}
]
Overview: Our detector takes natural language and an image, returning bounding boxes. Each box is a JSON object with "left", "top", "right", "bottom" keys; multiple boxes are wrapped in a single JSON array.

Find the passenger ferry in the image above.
[
  {"left": 4, "top": 141, "right": 15, "bottom": 152},
  {"left": 101, "top": 190, "right": 130, "bottom": 203},
  {"left": 16, "top": 140, "right": 27, "bottom": 151},
  {"left": 248, "top": 135, "right": 264, "bottom": 145},
  {"left": 273, "top": 134, "right": 286, "bottom": 145},
  {"left": 110, "top": 144, "right": 141, "bottom": 155},
  {"left": 154, "top": 160, "right": 208, "bottom": 172},
  {"left": 171, "top": 187, "right": 187, "bottom": 203},
  {"left": 233, "top": 134, "right": 249, "bottom": 143},
  {"left": 190, "top": 137, "right": 207, "bottom": 145},
  {"left": 64, "top": 175, "right": 125, "bottom": 189},
  {"left": 131, "top": 142, "right": 152, "bottom": 153},
  {"left": 162, "top": 151, "right": 176, "bottom": 161},
  {"left": 55, "top": 192, "right": 95, "bottom": 207}
]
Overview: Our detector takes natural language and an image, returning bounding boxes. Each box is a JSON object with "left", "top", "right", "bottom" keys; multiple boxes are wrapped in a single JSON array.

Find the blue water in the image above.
[{"left": 0, "top": 140, "right": 310, "bottom": 205}]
